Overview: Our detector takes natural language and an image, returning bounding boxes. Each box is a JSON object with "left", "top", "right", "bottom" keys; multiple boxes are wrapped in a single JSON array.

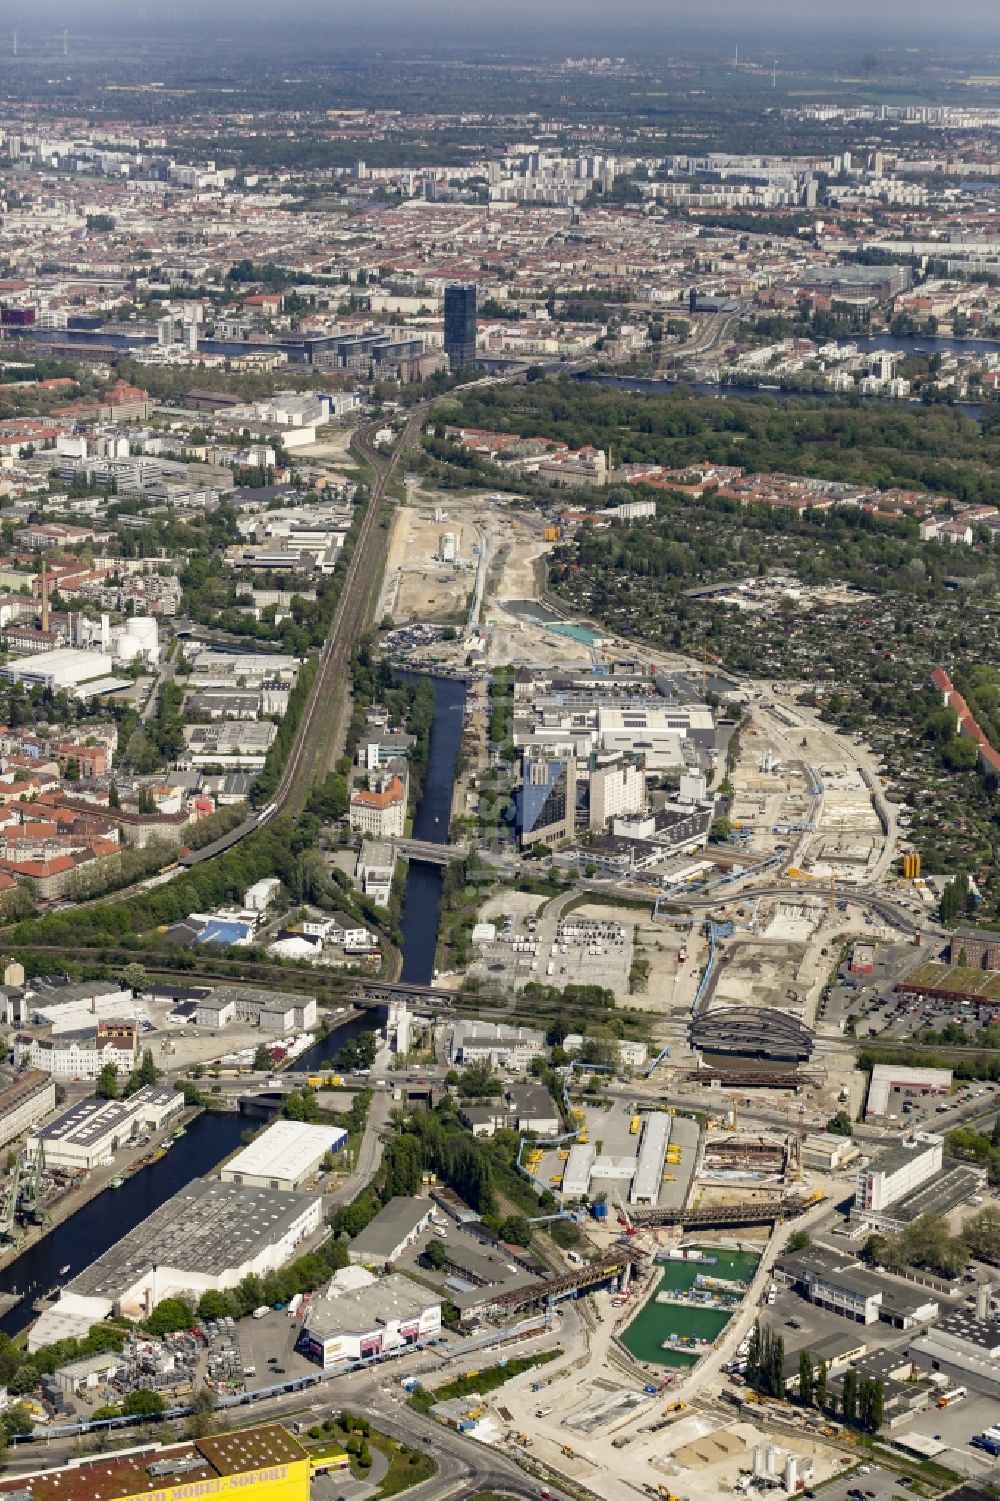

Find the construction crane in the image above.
[
  {"left": 0, "top": 1156, "right": 22, "bottom": 1242},
  {"left": 616, "top": 1196, "right": 637, "bottom": 1237},
  {"left": 18, "top": 1141, "right": 47, "bottom": 1226}
]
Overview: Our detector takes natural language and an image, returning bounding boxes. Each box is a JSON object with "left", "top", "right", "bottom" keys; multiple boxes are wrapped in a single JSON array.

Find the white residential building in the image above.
[
  {"left": 14, "top": 1024, "right": 139, "bottom": 1081},
  {"left": 349, "top": 773, "right": 407, "bottom": 839}
]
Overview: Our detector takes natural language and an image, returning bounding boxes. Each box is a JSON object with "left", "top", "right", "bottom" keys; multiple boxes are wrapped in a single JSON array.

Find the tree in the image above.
[
  {"left": 786, "top": 1229, "right": 811, "bottom": 1253},
  {"left": 137, "top": 1049, "right": 159, "bottom": 1086},
  {"left": 709, "top": 815, "right": 733, "bottom": 843},
  {"left": 96, "top": 1062, "right": 118, "bottom": 1099},
  {"left": 253, "top": 1043, "right": 273, "bottom": 1072},
  {"left": 842, "top": 1368, "right": 858, "bottom": 1423},
  {"left": 826, "top": 1110, "right": 853, "bottom": 1137},
  {"left": 197, "top": 1290, "right": 232, "bottom": 1321},
  {"left": 458, "top": 1058, "right": 500, "bottom": 1100},
  {"left": 2, "top": 1404, "right": 33, "bottom": 1438},
  {"left": 869, "top": 1378, "right": 885, "bottom": 1433},
  {"left": 383, "top": 1134, "right": 423, "bottom": 1198},
  {"left": 815, "top": 1357, "right": 827, "bottom": 1410},
  {"left": 499, "top": 1214, "right": 533, "bottom": 1247},
  {"left": 123, "top": 1389, "right": 166, "bottom": 1418},
  {"left": 423, "top": 1238, "right": 447, "bottom": 1270},
  {"left": 145, "top": 1297, "right": 193, "bottom": 1336},
  {"left": 187, "top": 1384, "right": 218, "bottom": 1439},
  {"left": 121, "top": 962, "right": 147, "bottom": 992},
  {"left": 798, "top": 1349, "right": 814, "bottom": 1407}
]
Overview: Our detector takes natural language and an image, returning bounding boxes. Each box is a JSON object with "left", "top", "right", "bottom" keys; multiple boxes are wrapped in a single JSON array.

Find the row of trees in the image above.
[
  {"left": 96, "top": 1048, "right": 160, "bottom": 1101},
  {"left": 748, "top": 1321, "right": 885, "bottom": 1432}
]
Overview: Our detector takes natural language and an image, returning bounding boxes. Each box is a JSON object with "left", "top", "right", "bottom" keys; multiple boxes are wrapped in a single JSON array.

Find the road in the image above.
[{"left": 327, "top": 1087, "right": 390, "bottom": 1207}]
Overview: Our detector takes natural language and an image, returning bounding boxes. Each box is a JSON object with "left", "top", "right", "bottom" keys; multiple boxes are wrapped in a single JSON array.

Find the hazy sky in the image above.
[{"left": 7, "top": 0, "right": 1000, "bottom": 47}]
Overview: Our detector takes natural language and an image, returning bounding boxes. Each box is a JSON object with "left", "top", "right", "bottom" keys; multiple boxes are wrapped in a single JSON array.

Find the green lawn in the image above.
[{"left": 409, "top": 1349, "right": 560, "bottom": 1414}]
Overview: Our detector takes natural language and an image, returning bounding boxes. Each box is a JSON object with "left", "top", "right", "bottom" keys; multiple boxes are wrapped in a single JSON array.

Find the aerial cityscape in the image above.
[{"left": 0, "top": 7, "right": 997, "bottom": 1501}]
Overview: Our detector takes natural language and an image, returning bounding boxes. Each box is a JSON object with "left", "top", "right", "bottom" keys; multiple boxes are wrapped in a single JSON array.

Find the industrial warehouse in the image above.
[
  {"left": 0, "top": 1423, "right": 312, "bottom": 1501},
  {"left": 30, "top": 1180, "right": 322, "bottom": 1347},
  {"left": 28, "top": 1085, "right": 184, "bottom": 1170},
  {"left": 220, "top": 1119, "right": 347, "bottom": 1190}
]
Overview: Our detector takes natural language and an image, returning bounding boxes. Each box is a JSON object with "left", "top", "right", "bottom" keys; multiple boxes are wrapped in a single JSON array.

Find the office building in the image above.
[
  {"left": 15, "top": 1021, "right": 138, "bottom": 1080},
  {"left": 448, "top": 1019, "right": 545, "bottom": 1071},
  {"left": 588, "top": 758, "right": 646, "bottom": 830},
  {"left": 515, "top": 753, "right": 577, "bottom": 849},
  {"left": 444, "top": 283, "right": 477, "bottom": 370},
  {"left": 855, "top": 1136, "right": 942, "bottom": 1217},
  {"left": 349, "top": 772, "right": 407, "bottom": 839}
]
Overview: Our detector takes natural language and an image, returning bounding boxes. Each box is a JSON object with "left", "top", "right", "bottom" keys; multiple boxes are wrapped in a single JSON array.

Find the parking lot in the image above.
[{"left": 812, "top": 1464, "right": 898, "bottom": 1501}]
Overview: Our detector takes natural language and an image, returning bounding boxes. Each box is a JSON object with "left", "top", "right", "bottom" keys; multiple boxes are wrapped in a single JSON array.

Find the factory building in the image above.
[
  {"left": 0, "top": 1423, "right": 312, "bottom": 1501},
  {"left": 909, "top": 1308, "right": 1000, "bottom": 1399},
  {"left": 299, "top": 1268, "right": 441, "bottom": 1369},
  {"left": 776, "top": 1246, "right": 938, "bottom": 1330},
  {"left": 27, "top": 978, "right": 135, "bottom": 1034},
  {"left": 32, "top": 1180, "right": 322, "bottom": 1344},
  {"left": 0, "top": 1069, "right": 56, "bottom": 1152},
  {"left": 220, "top": 1119, "right": 347, "bottom": 1190},
  {"left": 29, "top": 1085, "right": 184, "bottom": 1170},
  {"left": 192, "top": 984, "right": 318, "bottom": 1032},
  {"left": 801, "top": 1133, "right": 859, "bottom": 1172},
  {"left": 1, "top": 647, "right": 114, "bottom": 692}
]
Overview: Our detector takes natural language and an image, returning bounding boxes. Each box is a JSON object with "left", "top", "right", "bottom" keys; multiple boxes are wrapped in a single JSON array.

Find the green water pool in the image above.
[
  {"left": 620, "top": 1245, "right": 761, "bottom": 1369},
  {"left": 545, "top": 621, "right": 602, "bottom": 644}
]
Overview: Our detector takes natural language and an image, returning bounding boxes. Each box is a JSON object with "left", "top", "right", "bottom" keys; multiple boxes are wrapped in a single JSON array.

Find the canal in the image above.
[
  {"left": 295, "top": 671, "right": 467, "bottom": 1074},
  {"left": 0, "top": 672, "right": 465, "bottom": 1337},
  {"left": 398, "top": 674, "right": 467, "bottom": 985},
  {"left": 620, "top": 1245, "right": 760, "bottom": 1369},
  {"left": 0, "top": 1111, "right": 247, "bottom": 1336}
]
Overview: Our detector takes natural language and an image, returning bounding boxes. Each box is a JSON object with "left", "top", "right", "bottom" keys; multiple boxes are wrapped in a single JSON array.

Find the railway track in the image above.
[{"left": 179, "top": 410, "right": 423, "bottom": 865}]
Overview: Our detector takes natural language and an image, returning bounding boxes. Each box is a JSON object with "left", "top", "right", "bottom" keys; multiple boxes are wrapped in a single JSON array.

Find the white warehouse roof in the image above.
[
  {"left": 3, "top": 647, "right": 114, "bottom": 688},
  {"left": 220, "top": 1119, "right": 346, "bottom": 1188}
]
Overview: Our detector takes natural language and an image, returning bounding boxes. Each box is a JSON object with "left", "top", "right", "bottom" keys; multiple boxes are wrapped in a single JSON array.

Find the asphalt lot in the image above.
[
  {"left": 812, "top": 1463, "right": 897, "bottom": 1501},
  {"left": 241, "top": 1308, "right": 316, "bottom": 1388},
  {"left": 893, "top": 1393, "right": 1000, "bottom": 1477}
]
